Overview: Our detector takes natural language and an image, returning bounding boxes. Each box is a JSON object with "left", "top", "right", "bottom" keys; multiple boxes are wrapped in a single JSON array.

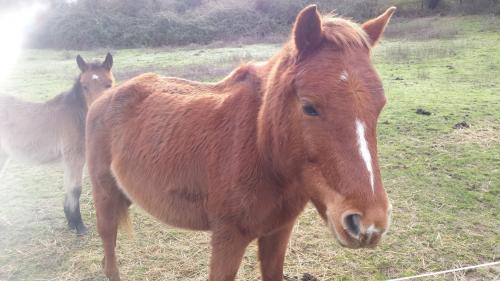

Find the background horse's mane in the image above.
[
  {"left": 321, "top": 16, "right": 370, "bottom": 49},
  {"left": 64, "top": 77, "right": 87, "bottom": 109},
  {"left": 41, "top": 79, "right": 88, "bottom": 118}
]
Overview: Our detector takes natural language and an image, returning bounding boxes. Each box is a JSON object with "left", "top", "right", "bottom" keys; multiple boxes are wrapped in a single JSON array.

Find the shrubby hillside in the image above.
[{"left": 22, "top": 0, "right": 500, "bottom": 49}]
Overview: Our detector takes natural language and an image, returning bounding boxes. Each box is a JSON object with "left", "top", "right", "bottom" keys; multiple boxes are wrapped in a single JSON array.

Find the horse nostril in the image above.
[{"left": 344, "top": 214, "right": 361, "bottom": 237}]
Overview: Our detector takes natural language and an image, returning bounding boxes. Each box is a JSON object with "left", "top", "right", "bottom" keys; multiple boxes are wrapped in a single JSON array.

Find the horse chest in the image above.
[{"left": 227, "top": 184, "right": 309, "bottom": 236}]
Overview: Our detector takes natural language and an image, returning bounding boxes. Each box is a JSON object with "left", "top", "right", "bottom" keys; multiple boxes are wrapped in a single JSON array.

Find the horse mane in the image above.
[
  {"left": 321, "top": 16, "right": 370, "bottom": 49},
  {"left": 269, "top": 16, "right": 370, "bottom": 77},
  {"left": 47, "top": 62, "right": 106, "bottom": 111},
  {"left": 65, "top": 77, "right": 87, "bottom": 109},
  {"left": 43, "top": 76, "right": 87, "bottom": 126}
]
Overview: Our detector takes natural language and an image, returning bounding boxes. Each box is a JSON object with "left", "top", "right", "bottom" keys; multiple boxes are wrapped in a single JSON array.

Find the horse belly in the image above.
[
  {"left": 0, "top": 135, "right": 62, "bottom": 164},
  {"left": 106, "top": 89, "right": 219, "bottom": 231},
  {"left": 0, "top": 108, "right": 63, "bottom": 165},
  {"left": 111, "top": 163, "right": 210, "bottom": 231}
]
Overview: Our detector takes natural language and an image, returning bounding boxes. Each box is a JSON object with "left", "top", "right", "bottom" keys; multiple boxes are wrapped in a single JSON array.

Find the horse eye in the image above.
[
  {"left": 105, "top": 84, "right": 112, "bottom": 89},
  {"left": 303, "top": 104, "right": 319, "bottom": 116}
]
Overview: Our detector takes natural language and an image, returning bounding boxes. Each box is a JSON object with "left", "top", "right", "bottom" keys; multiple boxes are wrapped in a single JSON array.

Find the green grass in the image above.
[{"left": 0, "top": 16, "right": 499, "bottom": 280}]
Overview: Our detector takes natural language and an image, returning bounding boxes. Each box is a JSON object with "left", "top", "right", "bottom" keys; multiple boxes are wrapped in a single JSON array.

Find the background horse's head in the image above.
[
  {"left": 260, "top": 5, "right": 395, "bottom": 249},
  {"left": 76, "top": 53, "right": 114, "bottom": 105}
]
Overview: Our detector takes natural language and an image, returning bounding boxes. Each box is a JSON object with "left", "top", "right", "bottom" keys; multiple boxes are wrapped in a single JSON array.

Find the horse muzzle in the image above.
[{"left": 328, "top": 208, "right": 391, "bottom": 249}]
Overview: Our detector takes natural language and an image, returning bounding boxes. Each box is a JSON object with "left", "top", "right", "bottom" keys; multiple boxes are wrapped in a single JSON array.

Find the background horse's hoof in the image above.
[
  {"left": 75, "top": 224, "right": 88, "bottom": 235},
  {"left": 69, "top": 222, "right": 88, "bottom": 235}
]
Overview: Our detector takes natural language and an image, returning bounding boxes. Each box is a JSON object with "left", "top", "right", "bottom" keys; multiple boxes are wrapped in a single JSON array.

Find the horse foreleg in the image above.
[
  {"left": 63, "top": 154, "right": 87, "bottom": 235},
  {"left": 258, "top": 222, "right": 295, "bottom": 281},
  {"left": 208, "top": 228, "right": 252, "bottom": 281}
]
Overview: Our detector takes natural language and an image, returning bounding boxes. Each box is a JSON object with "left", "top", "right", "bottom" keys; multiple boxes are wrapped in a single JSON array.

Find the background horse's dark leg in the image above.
[
  {"left": 62, "top": 152, "right": 87, "bottom": 235},
  {"left": 258, "top": 221, "right": 295, "bottom": 281}
]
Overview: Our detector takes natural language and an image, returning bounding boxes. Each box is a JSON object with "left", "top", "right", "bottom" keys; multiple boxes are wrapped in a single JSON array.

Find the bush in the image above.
[
  {"left": 30, "top": 0, "right": 286, "bottom": 49},
  {"left": 27, "top": 0, "right": 499, "bottom": 49},
  {"left": 255, "top": 0, "right": 307, "bottom": 25}
]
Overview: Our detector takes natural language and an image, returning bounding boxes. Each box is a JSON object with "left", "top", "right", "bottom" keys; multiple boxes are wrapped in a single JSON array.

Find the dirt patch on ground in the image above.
[
  {"left": 453, "top": 121, "right": 470, "bottom": 129},
  {"left": 416, "top": 108, "right": 432, "bottom": 115},
  {"left": 434, "top": 120, "right": 499, "bottom": 149},
  {"left": 284, "top": 273, "right": 320, "bottom": 281}
]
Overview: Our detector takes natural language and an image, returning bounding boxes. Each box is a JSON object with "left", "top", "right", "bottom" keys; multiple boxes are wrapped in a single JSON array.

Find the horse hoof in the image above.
[
  {"left": 104, "top": 271, "right": 121, "bottom": 281},
  {"left": 75, "top": 224, "right": 88, "bottom": 235},
  {"left": 102, "top": 257, "right": 121, "bottom": 281},
  {"left": 69, "top": 222, "right": 88, "bottom": 235},
  {"left": 105, "top": 268, "right": 121, "bottom": 281},
  {"left": 68, "top": 222, "right": 77, "bottom": 230},
  {"left": 108, "top": 276, "right": 121, "bottom": 281}
]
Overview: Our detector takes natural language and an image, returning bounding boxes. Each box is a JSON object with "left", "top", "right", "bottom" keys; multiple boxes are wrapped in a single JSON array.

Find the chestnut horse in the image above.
[
  {"left": 0, "top": 53, "right": 114, "bottom": 235},
  {"left": 86, "top": 6, "right": 395, "bottom": 280}
]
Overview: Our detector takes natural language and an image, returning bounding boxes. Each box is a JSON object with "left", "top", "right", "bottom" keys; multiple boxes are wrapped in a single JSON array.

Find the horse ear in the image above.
[
  {"left": 76, "top": 55, "right": 88, "bottom": 72},
  {"left": 293, "top": 5, "right": 322, "bottom": 57},
  {"left": 102, "top": 52, "right": 113, "bottom": 71},
  {"left": 362, "top": 7, "right": 396, "bottom": 46}
]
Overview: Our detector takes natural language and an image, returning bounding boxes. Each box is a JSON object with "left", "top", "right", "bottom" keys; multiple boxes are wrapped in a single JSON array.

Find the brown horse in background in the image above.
[
  {"left": 87, "top": 5, "right": 395, "bottom": 280},
  {"left": 0, "top": 53, "right": 114, "bottom": 235}
]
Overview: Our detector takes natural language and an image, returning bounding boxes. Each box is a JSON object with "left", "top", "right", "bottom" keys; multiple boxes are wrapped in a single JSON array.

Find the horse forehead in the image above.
[
  {"left": 83, "top": 69, "right": 111, "bottom": 81},
  {"left": 300, "top": 53, "right": 374, "bottom": 85},
  {"left": 315, "top": 69, "right": 375, "bottom": 96}
]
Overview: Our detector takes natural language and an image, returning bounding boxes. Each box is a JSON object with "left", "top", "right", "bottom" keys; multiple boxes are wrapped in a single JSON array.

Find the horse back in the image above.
[
  {"left": 87, "top": 73, "right": 226, "bottom": 230},
  {"left": 87, "top": 68, "right": 268, "bottom": 232},
  {"left": 0, "top": 94, "right": 84, "bottom": 164}
]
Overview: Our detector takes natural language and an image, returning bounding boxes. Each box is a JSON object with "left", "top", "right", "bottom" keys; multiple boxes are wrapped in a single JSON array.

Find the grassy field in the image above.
[{"left": 0, "top": 15, "right": 499, "bottom": 281}]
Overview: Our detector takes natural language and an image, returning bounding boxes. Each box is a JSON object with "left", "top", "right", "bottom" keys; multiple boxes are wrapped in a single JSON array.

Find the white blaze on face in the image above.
[
  {"left": 92, "top": 74, "right": 99, "bottom": 80},
  {"left": 355, "top": 119, "right": 375, "bottom": 193},
  {"left": 339, "top": 70, "right": 348, "bottom": 81}
]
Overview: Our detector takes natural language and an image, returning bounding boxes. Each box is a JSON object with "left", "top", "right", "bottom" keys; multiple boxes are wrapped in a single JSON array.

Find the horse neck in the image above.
[
  {"left": 60, "top": 78, "right": 88, "bottom": 123},
  {"left": 256, "top": 51, "right": 306, "bottom": 186}
]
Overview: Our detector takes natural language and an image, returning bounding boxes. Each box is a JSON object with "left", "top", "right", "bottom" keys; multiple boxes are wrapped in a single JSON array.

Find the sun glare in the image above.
[{"left": 0, "top": 2, "right": 47, "bottom": 86}]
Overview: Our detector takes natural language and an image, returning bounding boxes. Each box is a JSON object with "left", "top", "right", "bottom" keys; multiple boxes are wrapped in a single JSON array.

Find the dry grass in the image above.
[{"left": 433, "top": 119, "right": 499, "bottom": 150}]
